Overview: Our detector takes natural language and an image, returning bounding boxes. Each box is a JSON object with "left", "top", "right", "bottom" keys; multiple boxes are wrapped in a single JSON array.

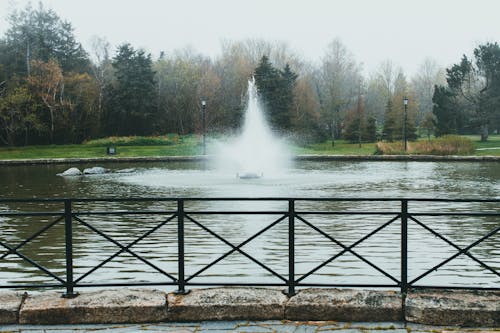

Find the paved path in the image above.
[{"left": 0, "top": 321, "right": 496, "bottom": 333}]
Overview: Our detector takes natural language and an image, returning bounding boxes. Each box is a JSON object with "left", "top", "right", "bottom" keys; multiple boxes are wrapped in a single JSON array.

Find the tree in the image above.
[
  {"left": 343, "top": 90, "right": 365, "bottom": 145},
  {"left": 381, "top": 70, "right": 417, "bottom": 142},
  {"left": 290, "top": 72, "right": 322, "bottom": 141},
  {"left": 432, "top": 85, "right": 461, "bottom": 136},
  {"left": 446, "top": 42, "right": 500, "bottom": 141},
  {"left": 153, "top": 48, "right": 214, "bottom": 134},
  {"left": 103, "top": 43, "right": 156, "bottom": 136},
  {"left": 421, "top": 111, "right": 436, "bottom": 140},
  {"left": 315, "top": 39, "right": 361, "bottom": 145},
  {"left": 27, "top": 59, "right": 64, "bottom": 143},
  {"left": 411, "top": 58, "right": 445, "bottom": 125},
  {"left": 89, "top": 36, "right": 112, "bottom": 134},
  {"left": 0, "top": 85, "right": 42, "bottom": 145},
  {"left": 3, "top": 2, "right": 89, "bottom": 76},
  {"left": 382, "top": 99, "right": 396, "bottom": 141},
  {"left": 254, "top": 56, "right": 297, "bottom": 131}
]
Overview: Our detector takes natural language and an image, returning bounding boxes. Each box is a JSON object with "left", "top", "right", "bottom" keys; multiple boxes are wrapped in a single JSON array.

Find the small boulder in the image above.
[
  {"left": 83, "top": 166, "right": 108, "bottom": 175},
  {"left": 58, "top": 167, "right": 82, "bottom": 176}
]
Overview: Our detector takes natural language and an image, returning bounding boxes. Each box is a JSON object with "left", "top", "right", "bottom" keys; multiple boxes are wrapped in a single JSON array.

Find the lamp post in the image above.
[
  {"left": 403, "top": 97, "right": 408, "bottom": 152},
  {"left": 201, "top": 99, "right": 206, "bottom": 155}
]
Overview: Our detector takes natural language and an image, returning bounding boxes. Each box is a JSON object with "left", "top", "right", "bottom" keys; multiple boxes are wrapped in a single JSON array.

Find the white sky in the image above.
[{"left": 1, "top": 0, "right": 499, "bottom": 76}]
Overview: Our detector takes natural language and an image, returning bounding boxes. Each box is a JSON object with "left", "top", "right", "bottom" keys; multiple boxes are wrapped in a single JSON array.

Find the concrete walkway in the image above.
[{"left": 0, "top": 321, "right": 496, "bottom": 333}]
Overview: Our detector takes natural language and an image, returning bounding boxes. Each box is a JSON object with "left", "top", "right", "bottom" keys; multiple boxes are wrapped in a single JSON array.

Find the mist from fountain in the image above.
[{"left": 214, "top": 78, "right": 291, "bottom": 178}]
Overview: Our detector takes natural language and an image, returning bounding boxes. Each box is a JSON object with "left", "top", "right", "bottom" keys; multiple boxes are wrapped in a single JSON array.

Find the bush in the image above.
[
  {"left": 375, "top": 135, "right": 474, "bottom": 155},
  {"left": 83, "top": 135, "right": 181, "bottom": 146},
  {"left": 412, "top": 135, "right": 474, "bottom": 155},
  {"left": 375, "top": 141, "right": 404, "bottom": 155}
]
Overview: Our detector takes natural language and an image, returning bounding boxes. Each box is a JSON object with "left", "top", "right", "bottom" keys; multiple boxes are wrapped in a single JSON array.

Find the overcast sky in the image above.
[{"left": 1, "top": 0, "right": 499, "bottom": 76}]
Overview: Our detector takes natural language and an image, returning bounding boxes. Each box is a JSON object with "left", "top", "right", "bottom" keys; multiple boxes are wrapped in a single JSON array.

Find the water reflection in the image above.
[{"left": 0, "top": 161, "right": 498, "bottom": 289}]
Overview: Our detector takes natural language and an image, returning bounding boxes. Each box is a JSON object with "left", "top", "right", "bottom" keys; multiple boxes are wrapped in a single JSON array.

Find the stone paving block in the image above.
[
  {"left": 167, "top": 288, "right": 287, "bottom": 321},
  {"left": 19, "top": 289, "right": 168, "bottom": 325},
  {"left": 406, "top": 289, "right": 500, "bottom": 327},
  {"left": 285, "top": 288, "right": 402, "bottom": 322},
  {"left": 0, "top": 291, "right": 25, "bottom": 324}
]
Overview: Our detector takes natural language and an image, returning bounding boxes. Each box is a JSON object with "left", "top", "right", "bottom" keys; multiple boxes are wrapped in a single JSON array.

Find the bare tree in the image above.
[
  {"left": 315, "top": 38, "right": 362, "bottom": 145},
  {"left": 411, "top": 58, "right": 445, "bottom": 125},
  {"left": 89, "top": 36, "right": 111, "bottom": 131}
]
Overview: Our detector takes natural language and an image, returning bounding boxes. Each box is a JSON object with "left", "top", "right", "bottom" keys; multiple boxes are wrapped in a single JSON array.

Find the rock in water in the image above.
[
  {"left": 58, "top": 167, "right": 82, "bottom": 176},
  {"left": 237, "top": 172, "right": 263, "bottom": 179},
  {"left": 83, "top": 167, "right": 108, "bottom": 175}
]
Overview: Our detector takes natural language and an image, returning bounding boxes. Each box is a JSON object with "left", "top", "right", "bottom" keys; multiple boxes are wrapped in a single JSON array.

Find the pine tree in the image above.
[
  {"left": 432, "top": 85, "right": 460, "bottom": 136},
  {"left": 382, "top": 99, "right": 396, "bottom": 141},
  {"left": 254, "top": 56, "right": 297, "bottom": 131},
  {"left": 103, "top": 44, "right": 156, "bottom": 136}
]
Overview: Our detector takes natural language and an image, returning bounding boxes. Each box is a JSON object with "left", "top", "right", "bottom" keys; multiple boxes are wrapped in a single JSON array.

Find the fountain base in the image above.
[{"left": 237, "top": 172, "right": 263, "bottom": 179}]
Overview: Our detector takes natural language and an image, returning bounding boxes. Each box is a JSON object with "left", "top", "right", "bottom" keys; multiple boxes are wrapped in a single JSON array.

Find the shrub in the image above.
[
  {"left": 412, "top": 135, "right": 474, "bottom": 155},
  {"left": 375, "top": 141, "right": 404, "bottom": 155},
  {"left": 83, "top": 135, "right": 181, "bottom": 146},
  {"left": 375, "top": 135, "right": 475, "bottom": 155}
]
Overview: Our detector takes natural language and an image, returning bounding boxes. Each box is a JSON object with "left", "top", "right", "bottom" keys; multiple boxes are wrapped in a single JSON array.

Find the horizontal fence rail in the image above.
[{"left": 0, "top": 197, "right": 498, "bottom": 297}]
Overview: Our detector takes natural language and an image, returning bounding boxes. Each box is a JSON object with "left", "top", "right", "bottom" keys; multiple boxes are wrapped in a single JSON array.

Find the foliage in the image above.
[
  {"left": 0, "top": 85, "right": 43, "bottom": 145},
  {"left": 343, "top": 95, "right": 377, "bottom": 143},
  {"left": 432, "top": 85, "right": 462, "bottom": 136},
  {"left": 3, "top": 2, "right": 89, "bottom": 76},
  {"left": 83, "top": 134, "right": 181, "bottom": 146},
  {"left": 103, "top": 43, "right": 156, "bottom": 136},
  {"left": 375, "top": 135, "right": 475, "bottom": 155},
  {"left": 444, "top": 42, "right": 500, "bottom": 141},
  {"left": 254, "top": 55, "right": 297, "bottom": 131},
  {"left": 0, "top": 3, "right": 498, "bottom": 149}
]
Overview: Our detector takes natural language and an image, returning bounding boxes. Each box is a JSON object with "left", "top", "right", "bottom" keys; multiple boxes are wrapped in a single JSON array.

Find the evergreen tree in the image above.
[
  {"left": 446, "top": 42, "right": 500, "bottom": 140},
  {"left": 277, "top": 64, "right": 298, "bottom": 129},
  {"left": 103, "top": 43, "right": 156, "bottom": 136},
  {"left": 382, "top": 99, "right": 396, "bottom": 141},
  {"left": 432, "top": 85, "right": 461, "bottom": 136},
  {"left": 254, "top": 56, "right": 297, "bottom": 131},
  {"left": 363, "top": 116, "right": 377, "bottom": 142},
  {"left": 343, "top": 94, "right": 377, "bottom": 144},
  {"left": 3, "top": 2, "right": 89, "bottom": 76}
]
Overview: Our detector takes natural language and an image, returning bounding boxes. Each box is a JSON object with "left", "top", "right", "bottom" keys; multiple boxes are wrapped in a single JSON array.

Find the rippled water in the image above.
[{"left": 0, "top": 160, "right": 498, "bottom": 290}]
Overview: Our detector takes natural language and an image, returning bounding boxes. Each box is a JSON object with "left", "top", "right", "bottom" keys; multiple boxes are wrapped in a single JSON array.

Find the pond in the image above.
[{"left": 0, "top": 160, "right": 498, "bottom": 290}]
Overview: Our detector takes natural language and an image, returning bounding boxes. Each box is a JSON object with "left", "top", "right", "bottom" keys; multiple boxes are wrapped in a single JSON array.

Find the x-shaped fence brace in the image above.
[
  {"left": 72, "top": 213, "right": 179, "bottom": 285},
  {"left": 408, "top": 215, "right": 499, "bottom": 285},
  {"left": 0, "top": 214, "right": 66, "bottom": 286}
]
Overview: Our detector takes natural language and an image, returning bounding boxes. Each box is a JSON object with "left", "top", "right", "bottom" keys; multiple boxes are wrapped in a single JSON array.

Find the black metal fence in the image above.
[{"left": 0, "top": 197, "right": 498, "bottom": 297}]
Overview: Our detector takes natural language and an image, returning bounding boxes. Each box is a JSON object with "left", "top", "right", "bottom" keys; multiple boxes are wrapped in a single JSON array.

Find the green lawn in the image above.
[
  {"left": 0, "top": 135, "right": 499, "bottom": 160},
  {"left": 463, "top": 135, "right": 500, "bottom": 155},
  {"left": 292, "top": 140, "right": 377, "bottom": 155}
]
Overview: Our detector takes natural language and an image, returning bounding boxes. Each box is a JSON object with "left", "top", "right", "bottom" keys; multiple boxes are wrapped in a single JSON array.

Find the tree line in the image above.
[{"left": 0, "top": 3, "right": 499, "bottom": 146}]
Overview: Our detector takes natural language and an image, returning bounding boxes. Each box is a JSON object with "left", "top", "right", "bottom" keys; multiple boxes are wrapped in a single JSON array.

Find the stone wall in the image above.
[{"left": 0, "top": 288, "right": 498, "bottom": 327}]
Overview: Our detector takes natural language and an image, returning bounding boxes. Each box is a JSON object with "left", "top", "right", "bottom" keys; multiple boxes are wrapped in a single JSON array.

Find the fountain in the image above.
[{"left": 215, "top": 78, "right": 290, "bottom": 179}]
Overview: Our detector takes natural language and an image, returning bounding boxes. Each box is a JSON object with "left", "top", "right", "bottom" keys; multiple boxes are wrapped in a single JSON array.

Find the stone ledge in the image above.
[
  {"left": 19, "top": 289, "right": 168, "bottom": 324},
  {"left": 0, "top": 292, "right": 25, "bottom": 324},
  {"left": 285, "top": 288, "right": 402, "bottom": 322},
  {"left": 167, "top": 287, "right": 287, "bottom": 321},
  {"left": 406, "top": 289, "right": 500, "bottom": 327}
]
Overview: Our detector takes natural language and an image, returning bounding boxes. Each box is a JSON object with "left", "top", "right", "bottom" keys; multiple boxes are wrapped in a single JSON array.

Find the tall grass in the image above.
[
  {"left": 83, "top": 134, "right": 182, "bottom": 146},
  {"left": 376, "top": 135, "right": 475, "bottom": 155}
]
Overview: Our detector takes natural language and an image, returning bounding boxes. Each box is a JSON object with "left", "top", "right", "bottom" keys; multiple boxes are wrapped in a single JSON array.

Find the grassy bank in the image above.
[{"left": 0, "top": 135, "right": 499, "bottom": 160}]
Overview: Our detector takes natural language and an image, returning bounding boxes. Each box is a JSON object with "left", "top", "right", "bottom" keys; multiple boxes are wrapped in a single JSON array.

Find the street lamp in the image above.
[
  {"left": 201, "top": 99, "right": 206, "bottom": 155},
  {"left": 403, "top": 97, "right": 408, "bottom": 152}
]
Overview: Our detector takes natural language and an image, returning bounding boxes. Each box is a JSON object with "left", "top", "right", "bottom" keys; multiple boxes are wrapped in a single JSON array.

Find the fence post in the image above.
[
  {"left": 175, "top": 199, "right": 187, "bottom": 294},
  {"left": 287, "top": 199, "right": 296, "bottom": 296},
  {"left": 401, "top": 199, "right": 408, "bottom": 321},
  {"left": 62, "top": 199, "right": 78, "bottom": 298}
]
